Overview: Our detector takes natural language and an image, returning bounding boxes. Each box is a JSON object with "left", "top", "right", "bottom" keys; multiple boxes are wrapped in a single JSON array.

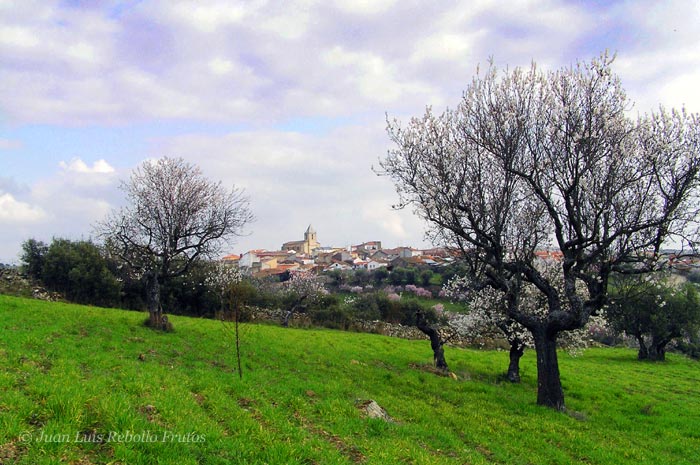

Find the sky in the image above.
[{"left": 2, "top": 0, "right": 700, "bottom": 264}]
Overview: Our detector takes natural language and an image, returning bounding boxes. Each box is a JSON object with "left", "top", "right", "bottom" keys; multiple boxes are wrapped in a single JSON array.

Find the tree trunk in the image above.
[
  {"left": 282, "top": 310, "right": 292, "bottom": 327},
  {"left": 507, "top": 341, "right": 524, "bottom": 383},
  {"left": 146, "top": 272, "right": 163, "bottom": 329},
  {"left": 498, "top": 321, "right": 524, "bottom": 383},
  {"left": 532, "top": 328, "right": 565, "bottom": 411},
  {"left": 432, "top": 340, "right": 448, "bottom": 371},
  {"left": 636, "top": 334, "right": 650, "bottom": 360},
  {"left": 416, "top": 311, "right": 449, "bottom": 372},
  {"left": 282, "top": 297, "right": 306, "bottom": 327},
  {"left": 234, "top": 300, "right": 243, "bottom": 379},
  {"left": 647, "top": 344, "right": 666, "bottom": 361},
  {"left": 647, "top": 337, "right": 668, "bottom": 361}
]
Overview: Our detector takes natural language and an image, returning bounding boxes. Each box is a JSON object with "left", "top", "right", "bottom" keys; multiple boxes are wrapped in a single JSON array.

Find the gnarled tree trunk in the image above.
[
  {"left": 532, "top": 328, "right": 565, "bottom": 411},
  {"left": 282, "top": 310, "right": 293, "bottom": 327},
  {"left": 636, "top": 334, "right": 650, "bottom": 360},
  {"left": 637, "top": 333, "right": 671, "bottom": 361},
  {"left": 416, "top": 311, "right": 449, "bottom": 372},
  {"left": 647, "top": 344, "right": 667, "bottom": 361},
  {"left": 507, "top": 341, "right": 525, "bottom": 383},
  {"left": 498, "top": 321, "right": 525, "bottom": 383}
]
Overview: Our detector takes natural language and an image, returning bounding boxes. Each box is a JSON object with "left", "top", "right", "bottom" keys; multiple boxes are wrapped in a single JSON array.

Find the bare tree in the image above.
[
  {"left": 381, "top": 53, "right": 700, "bottom": 410},
  {"left": 99, "top": 157, "right": 253, "bottom": 329}
]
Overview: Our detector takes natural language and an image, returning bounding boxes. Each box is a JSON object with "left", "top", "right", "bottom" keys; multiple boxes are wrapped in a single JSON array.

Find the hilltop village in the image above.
[{"left": 223, "top": 225, "right": 456, "bottom": 277}]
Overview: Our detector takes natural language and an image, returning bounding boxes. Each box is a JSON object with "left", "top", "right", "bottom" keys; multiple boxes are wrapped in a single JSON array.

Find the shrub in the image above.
[
  {"left": 675, "top": 338, "right": 700, "bottom": 359},
  {"left": 39, "top": 238, "right": 121, "bottom": 307},
  {"left": 348, "top": 293, "right": 382, "bottom": 321},
  {"left": 372, "top": 267, "right": 388, "bottom": 285},
  {"left": 398, "top": 300, "right": 424, "bottom": 326},
  {"left": 420, "top": 269, "right": 434, "bottom": 286},
  {"left": 309, "top": 306, "right": 351, "bottom": 330},
  {"left": 20, "top": 238, "right": 48, "bottom": 279}
]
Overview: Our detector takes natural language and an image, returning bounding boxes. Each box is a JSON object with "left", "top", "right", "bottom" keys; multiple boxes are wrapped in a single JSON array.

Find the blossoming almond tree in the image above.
[
  {"left": 205, "top": 260, "right": 243, "bottom": 315},
  {"left": 381, "top": 53, "right": 700, "bottom": 410},
  {"left": 280, "top": 271, "right": 327, "bottom": 327},
  {"left": 444, "top": 259, "right": 606, "bottom": 383},
  {"left": 100, "top": 157, "right": 253, "bottom": 330}
]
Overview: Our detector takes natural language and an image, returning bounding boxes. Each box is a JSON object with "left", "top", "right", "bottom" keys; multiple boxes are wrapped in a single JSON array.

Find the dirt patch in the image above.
[
  {"left": 293, "top": 411, "right": 366, "bottom": 464},
  {"left": 0, "top": 440, "right": 26, "bottom": 463},
  {"left": 191, "top": 392, "right": 205, "bottom": 406},
  {"left": 237, "top": 397, "right": 255, "bottom": 409},
  {"left": 237, "top": 398, "right": 274, "bottom": 430},
  {"left": 408, "top": 362, "right": 459, "bottom": 379},
  {"left": 137, "top": 404, "right": 164, "bottom": 426}
]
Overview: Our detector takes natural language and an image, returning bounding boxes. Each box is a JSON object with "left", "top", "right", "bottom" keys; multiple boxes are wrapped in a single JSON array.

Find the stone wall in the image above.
[
  {"left": 0, "top": 267, "right": 60, "bottom": 301},
  {"left": 241, "top": 305, "right": 480, "bottom": 347}
]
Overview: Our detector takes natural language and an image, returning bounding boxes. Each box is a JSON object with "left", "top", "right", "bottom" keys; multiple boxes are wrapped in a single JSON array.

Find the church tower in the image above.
[
  {"left": 304, "top": 224, "right": 317, "bottom": 244},
  {"left": 282, "top": 224, "right": 321, "bottom": 254}
]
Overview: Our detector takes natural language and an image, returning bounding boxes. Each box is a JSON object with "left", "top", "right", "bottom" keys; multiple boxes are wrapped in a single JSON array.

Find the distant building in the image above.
[
  {"left": 239, "top": 249, "right": 290, "bottom": 274},
  {"left": 354, "top": 259, "right": 388, "bottom": 271},
  {"left": 421, "top": 247, "right": 451, "bottom": 258},
  {"left": 352, "top": 241, "right": 382, "bottom": 252},
  {"left": 282, "top": 225, "right": 321, "bottom": 255},
  {"left": 221, "top": 253, "right": 241, "bottom": 264},
  {"left": 371, "top": 249, "right": 396, "bottom": 261}
]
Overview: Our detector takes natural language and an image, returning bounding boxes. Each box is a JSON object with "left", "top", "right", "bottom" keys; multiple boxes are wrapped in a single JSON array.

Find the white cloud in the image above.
[
  {"left": 615, "top": 45, "right": 700, "bottom": 114},
  {"left": 59, "top": 158, "right": 115, "bottom": 174},
  {"left": 260, "top": 7, "right": 313, "bottom": 40},
  {"left": 361, "top": 205, "right": 411, "bottom": 241},
  {"left": 0, "top": 25, "right": 40, "bottom": 48},
  {"left": 658, "top": 70, "right": 700, "bottom": 111},
  {"left": 0, "top": 157, "right": 125, "bottom": 262},
  {"left": 168, "top": 1, "right": 249, "bottom": 32},
  {"left": 1, "top": 0, "right": 699, "bottom": 126},
  {"left": 0, "top": 192, "right": 47, "bottom": 224},
  {"left": 208, "top": 57, "right": 235, "bottom": 76},
  {"left": 411, "top": 31, "right": 483, "bottom": 64},
  {"left": 322, "top": 46, "right": 435, "bottom": 104},
  {"left": 333, "top": 0, "right": 397, "bottom": 15},
  {"left": 65, "top": 41, "right": 100, "bottom": 65}
]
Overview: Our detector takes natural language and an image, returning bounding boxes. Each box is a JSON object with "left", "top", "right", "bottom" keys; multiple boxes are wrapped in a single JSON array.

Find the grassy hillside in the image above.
[{"left": 0, "top": 295, "right": 698, "bottom": 465}]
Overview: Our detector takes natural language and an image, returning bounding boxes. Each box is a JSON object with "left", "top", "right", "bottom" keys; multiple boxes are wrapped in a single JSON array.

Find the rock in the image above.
[{"left": 358, "top": 399, "right": 394, "bottom": 423}]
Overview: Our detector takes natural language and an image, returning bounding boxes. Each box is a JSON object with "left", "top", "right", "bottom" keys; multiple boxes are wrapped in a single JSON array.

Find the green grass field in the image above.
[{"left": 1, "top": 294, "right": 698, "bottom": 464}]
